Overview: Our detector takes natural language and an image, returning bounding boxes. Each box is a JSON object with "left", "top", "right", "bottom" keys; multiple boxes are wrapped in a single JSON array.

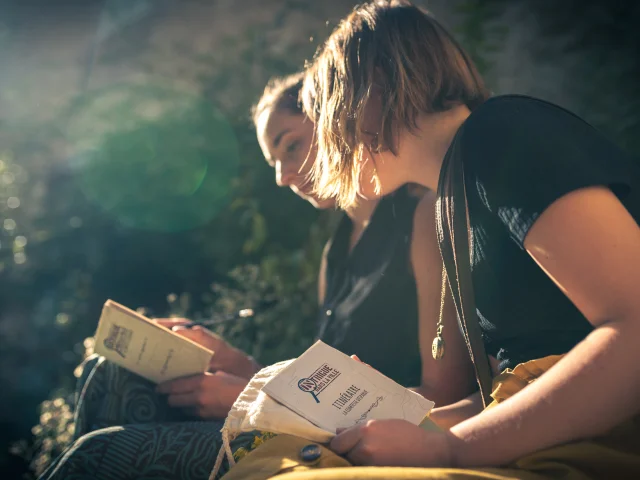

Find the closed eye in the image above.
[
  {"left": 360, "top": 129, "right": 382, "bottom": 153},
  {"left": 286, "top": 140, "right": 300, "bottom": 154}
]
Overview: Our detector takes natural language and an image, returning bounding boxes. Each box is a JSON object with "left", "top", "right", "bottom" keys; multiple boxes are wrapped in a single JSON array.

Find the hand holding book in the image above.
[
  {"left": 154, "top": 319, "right": 261, "bottom": 379},
  {"left": 155, "top": 370, "right": 249, "bottom": 419},
  {"left": 330, "top": 418, "right": 455, "bottom": 467},
  {"left": 95, "top": 302, "right": 437, "bottom": 433},
  {"left": 261, "top": 341, "right": 435, "bottom": 434},
  {"left": 94, "top": 300, "right": 214, "bottom": 384}
]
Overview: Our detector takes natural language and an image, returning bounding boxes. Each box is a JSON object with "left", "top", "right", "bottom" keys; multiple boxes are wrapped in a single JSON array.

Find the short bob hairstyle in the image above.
[{"left": 303, "top": 0, "right": 489, "bottom": 208}]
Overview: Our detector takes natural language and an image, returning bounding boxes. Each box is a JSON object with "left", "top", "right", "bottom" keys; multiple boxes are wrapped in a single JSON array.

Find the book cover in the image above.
[
  {"left": 93, "top": 300, "right": 213, "bottom": 383},
  {"left": 262, "top": 341, "right": 434, "bottom": 434}
]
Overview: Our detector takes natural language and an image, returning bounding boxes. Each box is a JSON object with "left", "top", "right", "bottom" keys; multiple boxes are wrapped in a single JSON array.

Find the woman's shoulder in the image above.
[
  {"left": 463, "top": 94, "right": 586, "bottom": 138},
  {"left": 455, "top": 95, "right": 637, "bottom": 246},
  {"left": 471, "top": 94, "right": 572, "bottom": 114},
  {"left": 455, "top": 93, "right": 625, "bottom": 176}
]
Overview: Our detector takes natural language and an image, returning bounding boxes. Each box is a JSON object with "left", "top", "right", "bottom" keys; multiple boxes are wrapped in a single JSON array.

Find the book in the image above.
[
  {"left": 93, "top": 300, "right": 214, "bottom": 383},
  {"left": 262, "top": 340, "right": 435, "bottom": 434}
]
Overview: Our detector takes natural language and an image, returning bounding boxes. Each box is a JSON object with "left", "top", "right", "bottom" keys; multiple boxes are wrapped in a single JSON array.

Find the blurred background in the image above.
[{"left": 0, "top": 0, "right": 638, "bottom": 477}]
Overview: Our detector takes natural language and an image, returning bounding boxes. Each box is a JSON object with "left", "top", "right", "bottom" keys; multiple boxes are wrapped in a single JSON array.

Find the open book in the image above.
[
  {"left": 262, "top": 341, "right": 435, "bottom": 433},
  {"left": 93, "top": 300, "right": 213, "bottom": 383}
]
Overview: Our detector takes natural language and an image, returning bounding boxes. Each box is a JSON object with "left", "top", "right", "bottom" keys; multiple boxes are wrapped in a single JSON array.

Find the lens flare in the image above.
[{"left": 65, "top": 84, "right": 239, "bottom": 232}]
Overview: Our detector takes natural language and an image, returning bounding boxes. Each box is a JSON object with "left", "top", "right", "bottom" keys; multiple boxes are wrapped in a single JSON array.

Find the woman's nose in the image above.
[{"left": 275, "top": 161, "right": 296, "bottom": 187}]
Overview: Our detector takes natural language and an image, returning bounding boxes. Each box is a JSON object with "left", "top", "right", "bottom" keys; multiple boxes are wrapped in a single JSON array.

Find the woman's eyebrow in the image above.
[{"left": 273, "top": 128, "right": 291, "bottom": 148}]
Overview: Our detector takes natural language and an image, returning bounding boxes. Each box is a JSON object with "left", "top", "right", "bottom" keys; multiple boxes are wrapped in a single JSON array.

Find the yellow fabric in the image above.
[
  {"left": 222, "top": 355, "right": 640, "bottom": 479},
  {"left": 275, "top": 466, "right": 543, "bottom": 479},
  {"left": 222, "top": 434, "right": 351, "bottom": 480},
  {"left": 488, "top": 355, "right": 563, "bottom": 406},
  {"left": 233, "top": 431, "right": 279, "bottom": 463}
]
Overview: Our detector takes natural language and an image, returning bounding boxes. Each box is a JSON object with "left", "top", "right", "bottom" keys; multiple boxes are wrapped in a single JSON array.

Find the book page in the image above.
[
  {"left": 262, "top": 341, "right": 434, "bottom": 433},
  {"left": 93, "top": 300, "right": 213, "bottom": 383}
]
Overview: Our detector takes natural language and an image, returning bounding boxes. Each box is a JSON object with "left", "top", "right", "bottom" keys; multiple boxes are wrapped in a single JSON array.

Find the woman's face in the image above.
[
  {"left": 257, "top": 108, "right": 335, "bottom": 210},
  {"left": 353, "top": 97, "right": 408, "bottom": 201}
]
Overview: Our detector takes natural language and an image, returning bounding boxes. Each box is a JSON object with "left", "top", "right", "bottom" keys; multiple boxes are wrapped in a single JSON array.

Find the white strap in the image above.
[{"left": 209, "top": 422, "right": 237, "bottom": 480}]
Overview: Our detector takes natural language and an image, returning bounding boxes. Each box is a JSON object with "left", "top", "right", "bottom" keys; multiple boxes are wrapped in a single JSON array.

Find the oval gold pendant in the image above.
[{"left": 432, "top": 336, "right": 445, "bottom": 360}]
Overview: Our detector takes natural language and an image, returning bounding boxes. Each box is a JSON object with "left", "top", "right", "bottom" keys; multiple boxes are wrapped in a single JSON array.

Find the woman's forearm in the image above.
[
  {"left": 429, "top": 391, "right": 482, "bottom": 430},
  {"left": 449, "top": 322, "right": 640, "bottom": 467}
]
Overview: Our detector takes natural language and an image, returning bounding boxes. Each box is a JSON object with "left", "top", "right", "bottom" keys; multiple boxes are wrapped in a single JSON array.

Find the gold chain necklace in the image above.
[{"left": 432, "top": 264, "right": 447, "bottom": 360}]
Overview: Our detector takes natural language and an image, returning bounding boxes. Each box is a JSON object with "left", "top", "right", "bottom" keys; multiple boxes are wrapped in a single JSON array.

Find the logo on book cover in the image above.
[
  {"left": 298, "top": 363, "right": 341, "bottom": 403},
  {"left": 103, "top": 324, "right": 133, "bottom": 358}
]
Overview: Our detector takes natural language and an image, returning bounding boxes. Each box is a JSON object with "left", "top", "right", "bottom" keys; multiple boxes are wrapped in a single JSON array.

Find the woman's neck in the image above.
[{"left": 403, "top": 104, "right": 471, "bottom": 191}]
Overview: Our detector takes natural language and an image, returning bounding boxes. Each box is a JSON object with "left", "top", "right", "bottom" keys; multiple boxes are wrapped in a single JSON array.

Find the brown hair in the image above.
[
  {"left": 252, "top": 72, "right": 305, "bottom": 128},
  {"left": 302, "top": 0, "right": 490, "bottom": 209}
]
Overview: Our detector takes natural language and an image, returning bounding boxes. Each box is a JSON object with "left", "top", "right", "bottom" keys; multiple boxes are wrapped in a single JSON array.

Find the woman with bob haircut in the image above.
[{"left": 222, "top": 1, "right": 640, "bottom": 478}]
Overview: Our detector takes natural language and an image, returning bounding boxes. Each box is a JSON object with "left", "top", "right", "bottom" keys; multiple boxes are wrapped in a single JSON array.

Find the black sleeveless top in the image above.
[
  {"left": 317, "top": 186, "right": 422, "bottom": 387},
  {"left": 446, "top": 95, "right": 640, "bottom": 370}
]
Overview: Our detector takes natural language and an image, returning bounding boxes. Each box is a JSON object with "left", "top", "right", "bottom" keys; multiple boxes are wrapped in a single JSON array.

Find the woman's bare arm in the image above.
[{"left": 450, "top": 186, "right": 640, "bottom": 467}]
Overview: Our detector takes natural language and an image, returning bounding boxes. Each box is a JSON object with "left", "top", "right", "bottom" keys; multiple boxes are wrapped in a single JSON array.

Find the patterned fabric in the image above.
[{"left": 39, "top": 355, "right": 261, "bottom": 480}]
